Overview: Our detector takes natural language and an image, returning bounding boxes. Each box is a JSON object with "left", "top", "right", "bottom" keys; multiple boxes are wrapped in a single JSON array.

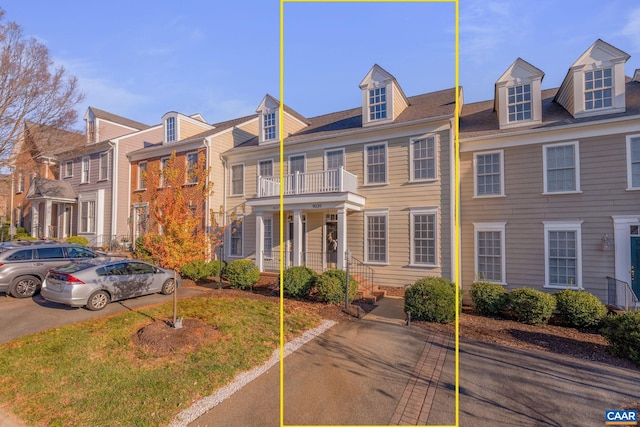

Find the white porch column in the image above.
[
  {"left": 43, "top": 200, "right": 52, "bottom": 239},
  {"left": 31, "top": 203, "right": 39, "bottom": 238},
  {"left": 255, "top": 212, "right": 264, "bottom": 272},
  {"left": 336, "top": 207, "right": 347, "bottom": 270},
  {"left": 292, "top": 210, "right": 303, "bottom": 266}
]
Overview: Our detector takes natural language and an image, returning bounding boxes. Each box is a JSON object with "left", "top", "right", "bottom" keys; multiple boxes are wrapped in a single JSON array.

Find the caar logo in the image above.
[{"left": 605, "top": 410, "right": 638, "bottom": 425}]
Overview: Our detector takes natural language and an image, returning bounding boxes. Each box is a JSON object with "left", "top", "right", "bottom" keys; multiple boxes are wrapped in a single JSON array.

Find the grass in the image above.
[{"left": 0, "top": 295, "right": 319, "bottom": 426}]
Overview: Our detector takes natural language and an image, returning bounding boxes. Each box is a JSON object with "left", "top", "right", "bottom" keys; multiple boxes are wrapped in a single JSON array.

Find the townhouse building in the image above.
[
  {"left": 223, "top": 65, "right": 457, "bottom": 289},
  {"left": 460, "top": 39, "right": 640, "bottom": 308}
]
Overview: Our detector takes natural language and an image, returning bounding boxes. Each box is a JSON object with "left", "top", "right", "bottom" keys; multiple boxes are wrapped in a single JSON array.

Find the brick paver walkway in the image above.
[{"left": 389, "top": 331, "right": 452, "bottom": 425}]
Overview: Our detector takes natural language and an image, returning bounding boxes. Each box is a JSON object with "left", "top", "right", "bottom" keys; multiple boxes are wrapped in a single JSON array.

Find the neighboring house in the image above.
[
  {"left": 459, "top": 39, "right": 640, "bottom": 307},
  {"left": 127, "top": 111, "right": 258, "bottom": 244},
  {"left": 224, "top": 64, "right": 458, "bottom": 289},
  {"left": 8, "top": 120, "right": 84, "bottom": 238}
]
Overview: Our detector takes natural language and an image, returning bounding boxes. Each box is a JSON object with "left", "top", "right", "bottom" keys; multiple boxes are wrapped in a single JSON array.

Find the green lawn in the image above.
[{"left": 0, "top": 295, "right": 319, "bottom": 426}]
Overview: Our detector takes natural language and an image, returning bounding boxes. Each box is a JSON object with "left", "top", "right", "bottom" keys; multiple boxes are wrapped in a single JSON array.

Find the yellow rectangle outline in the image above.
[{"left": 279, "top": 1, "right": 460, "bottom": 426}]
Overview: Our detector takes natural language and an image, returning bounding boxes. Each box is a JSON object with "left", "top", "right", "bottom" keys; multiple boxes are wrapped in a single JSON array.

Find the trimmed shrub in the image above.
[
  {"left": 600, "top": 311, "right": 640, "bottom": 366},
  {"left": 554, "top": 289, "right": 607, "bottom": 329},
  {"left": 315, "top": 269, "right": 358, "bottom": 304},
  {"left": 66, "top": 235, "right": 89, "bottom": 246},
  {"left": 282, "top": 266, "right": 317, "bottom": 299},
  {"left": 180, "top": 260, "right": 220, "bottom": 282},
  {"left": 404, "top": 277, "right": 459, "bottom": 323},
  {"left": 470, "top": 281, "right": 508, "bottom": 316},
  {"left": 225, "top": 259, "right": 260, "bottom": 290},
  {"left": 508, "top": 288, "right": 556, "bottom": 325}
]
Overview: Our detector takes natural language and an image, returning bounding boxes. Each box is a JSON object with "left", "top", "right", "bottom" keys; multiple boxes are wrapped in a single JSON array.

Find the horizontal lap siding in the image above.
[{"left": 461, "top": 132, "right": 635, "bottom": 302}]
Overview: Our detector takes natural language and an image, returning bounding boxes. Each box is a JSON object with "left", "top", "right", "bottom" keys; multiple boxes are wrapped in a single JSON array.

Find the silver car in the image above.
[{"left": 41, "top": 259, "right": 180, "bottom": 310}]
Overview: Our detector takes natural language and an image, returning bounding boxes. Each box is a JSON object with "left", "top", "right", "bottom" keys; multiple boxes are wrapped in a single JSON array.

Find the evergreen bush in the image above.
[
  {"left": 315, "top": 269, "right": 358, "bottom": 304},
  {"left": 554, "top": 289, "right": 607, "bottom": 328},
  {"left": 508, "top": 288, "right": 556, "bottom": 325},
  {"left": 404, "top": 277, "right": 459, "bottom": 323},
  {"left": 600, "top": 311, "right": 640, "bottom": 366},
  {"left": 225, "top": 259, "right": 260, "bottom": 290},
  {"left": 281, "top": 266, "right": 317, "bottom": 299},
  {"left": 470, "top": 281, "right": 508, "bottom": 316},
  {"left": 180, "top": 260, "right": 220, "bottom": 282}
]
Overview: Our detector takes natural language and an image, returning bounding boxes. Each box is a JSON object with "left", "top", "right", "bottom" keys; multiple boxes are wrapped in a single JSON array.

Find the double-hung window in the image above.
[
  {"left": 186, "top": 152, "right": 198, "bottom": 184},
  {"left": 543, "top": 142, "right": 580, "bottom": 194},
  {"left": 410, "top": 208, "right": 437, "bottom": 266},
  {"left": 258, "top": 159, "right": 273, "bottom": 178},
  {"left": 475, "top": 150, "right": 504, "bottom": 196},
  {"left": 627, "top": 135, "right": 640, "bottom": 189},
  {"left": 80, "top": 200, "right": 96, "bottom": 233},
  {"left": 263, "top": 113, "right": 276, "bottom": 141},
  {"left": 159, "top": 157, "right": 170, "bottom": 188},
  {"left": 263, "top": 216, "right": 273, "bottom": 253},
  {"left": 368, "top": 87, "right": 387, "bottom": 121},
  {"left": 585, "top": 68, "right": 612, "bottom": 110},
  {"left": 544, "top": 221, "right": 582, "bottom": 289},
  {"left": 474, "top": 222, "right": 506, "bottom": 283},
  {"left": 365, "top": 210, "right": 388, "bottom": 264},
  {"left": 81, "top": 157, "right": 90, "bottom": 183},
  {"left": 64, "top": 161, "right": 73, "bottom": 178},
  {"left": 231, "top": 164, "right": 244, "bottom": 196},
  {"left": 137, "top": 162, "right": 147, "bottom": 190},
  {"left": 365, "top": 142, "right": 387, "bottom": 185},
  {"left": 230, "top": 217, "right": 243, "bottom": 257},
  {"left": 410, "top": 135, "right": 436, "bottom": 181},
  {"left": 507, "top": 84, "right": 532, "bottom": 122},
  {"left": 99, "top": 152, "right": 108, "bottom": 181}
]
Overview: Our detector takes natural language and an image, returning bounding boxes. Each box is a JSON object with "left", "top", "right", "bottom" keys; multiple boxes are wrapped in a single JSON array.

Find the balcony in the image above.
[{"left": 256, "top": 167, "right": 358, "bottom": 198}]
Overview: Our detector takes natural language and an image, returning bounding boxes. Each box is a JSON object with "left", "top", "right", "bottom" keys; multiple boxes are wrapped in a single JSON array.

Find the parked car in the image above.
[
  {"left": 0, "top": 241, "right": 122, "bottom": 298},
  {"left": 41, "top": 259, "right": 180, "bottom": 310}
]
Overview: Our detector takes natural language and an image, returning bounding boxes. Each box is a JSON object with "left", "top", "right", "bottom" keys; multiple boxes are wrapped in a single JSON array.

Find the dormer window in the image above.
[
  {"left": 263, "top": 112, "right": 276, "bottom": 140},
  {"left": 87, "top": 119, "right": 96, "bottom": 143},
  {"left": 507, "top": 84, "right": 532, "bottom": 122},
  {"left": 584, "top": 68, "right": 612, "bottom": 110},
  {"left": 369, "top": 87, "right": 387, "bottom": 121},
  {"left": 166, "top": 117, "right": 176, "bottom": 142}
]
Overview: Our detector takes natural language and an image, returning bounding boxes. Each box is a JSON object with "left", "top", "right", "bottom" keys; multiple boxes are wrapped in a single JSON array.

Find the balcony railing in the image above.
[{"left": 256, "top": 167, "right": 357, "bottom": 198}]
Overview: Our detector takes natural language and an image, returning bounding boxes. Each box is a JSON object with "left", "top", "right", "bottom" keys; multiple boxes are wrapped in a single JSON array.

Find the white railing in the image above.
[{"left": 256, "top": 167, "right": 358, "bottom": 197}]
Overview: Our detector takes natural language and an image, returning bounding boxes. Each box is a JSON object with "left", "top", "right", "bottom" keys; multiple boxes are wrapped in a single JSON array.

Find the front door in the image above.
[
  {"left": 326, "top": 221, "right": 338, "bottom": 268},
  {"left": 286, "top": 215, "right": 306, "bottom": 268},
  {"left": 631, "top": 236, "right": 640, "bottom": 297}
]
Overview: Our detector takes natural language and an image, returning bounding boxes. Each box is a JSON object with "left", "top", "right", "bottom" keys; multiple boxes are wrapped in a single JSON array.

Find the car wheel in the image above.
[
  {"left": 10, "top": 276, "right": 41, "bottom": 298},
  {"left": 86, "top": 290, "right": 110, "bottom": 311},
  {"left": 161, "top": 279, "right": 175, "bottom": 295}
]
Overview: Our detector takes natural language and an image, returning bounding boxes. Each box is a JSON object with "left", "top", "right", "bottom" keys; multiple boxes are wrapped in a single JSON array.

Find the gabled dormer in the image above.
[
  {"left": 359, "top": 64, "right": 409, "bottom": 127},
  {"left": 161, "top": 111, "right": 213, "bottom": 144},
  {"left": 494, "top": 58, "right": 544, "bottom": 129},
  {"left": 84, "top": 107, "right": 150, "bottom": 144},
  {"left": 554, "top": 39, "right": 630, "bottom": 119},
  {"left": 256, "top": 95, "right": 279, "bottom": 144}
]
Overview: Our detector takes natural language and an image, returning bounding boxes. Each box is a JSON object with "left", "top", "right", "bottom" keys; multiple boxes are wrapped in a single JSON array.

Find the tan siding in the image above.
[
  {"left": 282, "top": 113, "right": 307, "bottom": 138},
  {"left": 97, "top": 120, "right": 138, "bottom": 142},
  {"left": 461, "top": 132, "right": 636, "bottom": 302},
  {"left": 179, "top": 118, "right": 210, "bottom": 140},
  {"left": 392, "top": 83, "right": 408, "bottom": 120}
]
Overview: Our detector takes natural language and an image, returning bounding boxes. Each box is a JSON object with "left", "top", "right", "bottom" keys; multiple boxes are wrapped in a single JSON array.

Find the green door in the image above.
[{"left": 632, "top": 236, "right": 640, "bottom": 297}]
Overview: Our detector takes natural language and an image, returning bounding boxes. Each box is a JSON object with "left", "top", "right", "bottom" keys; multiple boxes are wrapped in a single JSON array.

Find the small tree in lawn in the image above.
[{"left": 139, "top": 150, "right": 212, "bottom": 327}]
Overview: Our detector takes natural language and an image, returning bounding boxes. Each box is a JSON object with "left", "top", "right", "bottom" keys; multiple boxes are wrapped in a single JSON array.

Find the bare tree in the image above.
[{"left": 0, "top": 8, "right": 84, "bottom": 167}]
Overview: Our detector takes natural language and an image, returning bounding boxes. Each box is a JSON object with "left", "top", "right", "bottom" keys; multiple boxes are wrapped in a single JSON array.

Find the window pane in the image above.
[
  {"left": 366, "top": 144, "right": 386, "bottom": 184},
  {"left": 413, "top": 214, "right": 436, "bottom": 265},
  {"left": 546, "top": 145, "right": 576, "bottom": 192},
  {"left": 548, "top": 231, "right": 577, "bottom": 286},
  {"left": 476, "top": 153, "right": 501, "bottom": 195},
  {"left": 413, "top": 137, "right": 435, "bottom": 180},
  {"left": 367, "top": 215, "right": 387, "bottom": 262},
  {"left": 477, "top": 231, "right": 502, "bottom": 282}
]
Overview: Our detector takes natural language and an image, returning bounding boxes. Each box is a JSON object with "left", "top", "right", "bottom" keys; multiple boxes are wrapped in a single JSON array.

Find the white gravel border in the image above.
[{"left": 169, "top": 319, "right": 336, "bottom": 427}]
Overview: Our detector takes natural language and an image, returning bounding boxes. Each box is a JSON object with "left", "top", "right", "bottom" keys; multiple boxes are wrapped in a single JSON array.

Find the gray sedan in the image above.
[{"left": 41, "top": 260, "right": 180, "bottom": 310}]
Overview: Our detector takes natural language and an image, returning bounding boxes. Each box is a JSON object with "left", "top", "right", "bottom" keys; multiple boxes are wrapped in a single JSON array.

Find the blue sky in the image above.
[{"left": 3, "top": 1, "right": 640, "bottom": 130}]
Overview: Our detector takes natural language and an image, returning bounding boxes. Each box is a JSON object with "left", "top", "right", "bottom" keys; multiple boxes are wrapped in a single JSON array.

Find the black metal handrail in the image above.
[{"left": 607, "top": 276, "right": 639, "bottom": 311}]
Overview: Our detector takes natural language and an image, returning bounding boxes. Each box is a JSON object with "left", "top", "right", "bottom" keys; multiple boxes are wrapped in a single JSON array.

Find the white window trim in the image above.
[
  {"left": 543, "top": 220, "right": 583, "bottom": 290},
  {"left": 363, "top": 141, "right": 389, "bottom": 186},
  {"left": 186, "top": 151, "right": 198, "bottom": 184},
  {"left": 324, "top": 148, "right": 345, "bottom": 170},
  {"left": 165, "top": 116, "right": 177, "bottom": 143},
  {"left": 81, "top": 156, "right": 90, "bottom": 184},
  {"left": 364, "top": 208, "right": 389, "bottom": 265},
  {"left": 98, "top": 152, "right": 109, "bottom": 181},
  {"left": 137, "top": 161, "right": 147, "bottom": 190},
  {"left": 473, "top": 222, "right": 507, "bottom": 285},
  {"left": 583, "top": 67, "right": 613, "bottom": 112},
  {"left": 287, "top": 153, "right": 306, "bottom": 174},
  {"left": 542, "top": 141, "right": 581, "bottom": 195},
  {"left": 507, "top": 83, "right": 533, "bottom": 123},
  {"left": 230, "top": 163, "right": 245, "bottom": 196},
  {"left": 473, "top": 149, "right": 505, "bottom": 198},
  {"left": 626, "top": 134, "right": 640, "bottom": 191},
  {"left": 258, "top": 158, "right": 274, "bottom": 178},
  {"left": 363, "top": 83, "right": 393, "bottom": 127},
  {"left": 64, "top": 160, "right": 73, "bottom": 178},
  {"left": 409, "top": 207, "right": 439, "bottom": 267},
  {"left": 228, "top": 215, "right": 244, "bottom": 258},
  {"left": 409, "top": 134, "right": 439, "bottom": 183}
]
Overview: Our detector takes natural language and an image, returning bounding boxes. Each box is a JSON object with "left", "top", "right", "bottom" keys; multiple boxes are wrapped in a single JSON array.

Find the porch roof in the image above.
[
  {"left": 26, "top": 178, "right": 76, "bottom": 203},
  {"left": 246, "top": 191, "right": 365, "bottom": 212}
]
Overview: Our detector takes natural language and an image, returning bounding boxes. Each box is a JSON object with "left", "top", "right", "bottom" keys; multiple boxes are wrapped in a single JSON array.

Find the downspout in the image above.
[
  {"left": 108, "top": 140, "right": 118, "bottom": 239},
  {"left": 219, "top": 152, "right": 228, "bottom": 260},
  {"left": 449, "top": 116, "right": 458, "bottom": 287},
  {"left": 202, "top": 137, "right": 211, "bottom": 235}
]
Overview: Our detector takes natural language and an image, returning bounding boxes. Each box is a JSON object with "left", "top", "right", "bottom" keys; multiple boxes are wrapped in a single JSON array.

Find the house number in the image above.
[{"left": 312, "top": 204, "right": 322, "bottom": 208}]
